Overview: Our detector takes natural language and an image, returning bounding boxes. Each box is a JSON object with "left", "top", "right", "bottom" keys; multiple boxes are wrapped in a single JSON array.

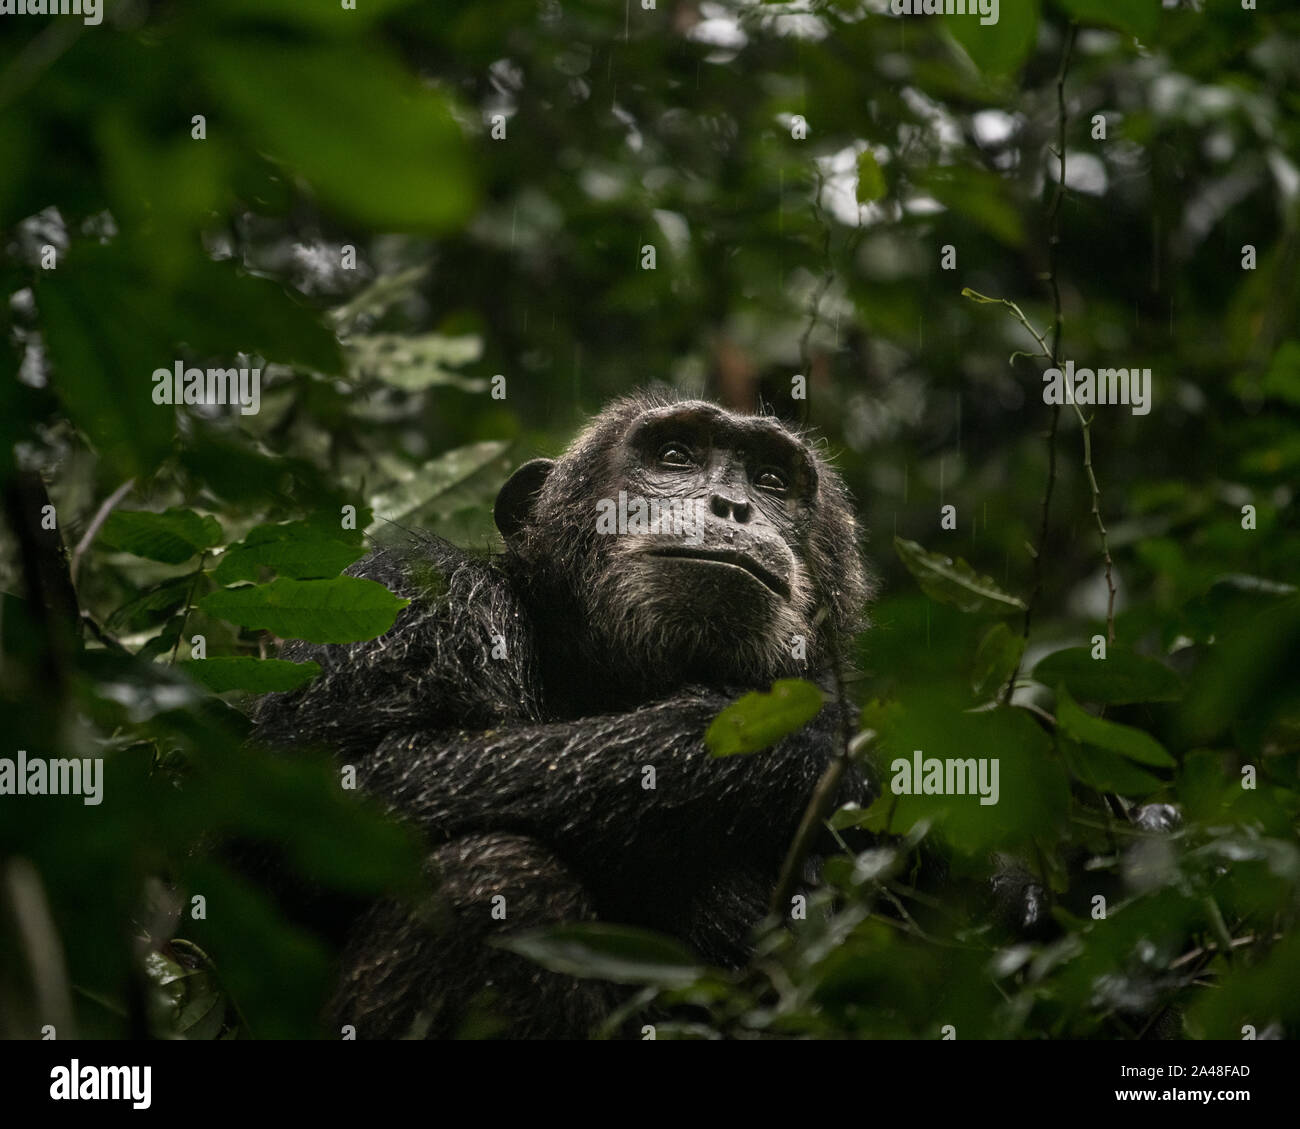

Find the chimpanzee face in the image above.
[
  {"left": 610, "top": 403, "right": 816, "bottom": 607},
  {"left": 494, "top": 397, "right": 863, "bottom": 691}
]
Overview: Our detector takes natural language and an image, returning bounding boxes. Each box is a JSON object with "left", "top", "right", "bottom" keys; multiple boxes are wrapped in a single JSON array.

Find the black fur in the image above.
[{"left": 250, "top": 392, "right": 872, "bottom": 1038}]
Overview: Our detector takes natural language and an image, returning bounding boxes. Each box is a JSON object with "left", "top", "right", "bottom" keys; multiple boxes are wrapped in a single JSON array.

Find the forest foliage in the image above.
[{"left": 1, "top": 0, "right": 1298, "bottom": 1039}]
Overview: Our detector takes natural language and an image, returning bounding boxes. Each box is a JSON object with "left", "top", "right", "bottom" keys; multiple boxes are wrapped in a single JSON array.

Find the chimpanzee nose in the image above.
[{"left": 709, "top": 493, "right": 751, "bottom": 522}]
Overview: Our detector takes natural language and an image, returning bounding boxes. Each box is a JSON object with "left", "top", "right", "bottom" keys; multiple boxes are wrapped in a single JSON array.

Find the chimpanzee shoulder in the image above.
[{"left": 251, "top": 534, "right": 544, "bottom": 760}]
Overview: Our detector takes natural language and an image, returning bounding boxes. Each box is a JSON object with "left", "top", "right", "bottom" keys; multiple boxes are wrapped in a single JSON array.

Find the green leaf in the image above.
[
  {"left": 212, "top": 536, "right": 365, "bottom": 584},
  {"left": 894, "top": 537, "right": 1026, "bottom": 615},
  {"left": 0, "top": 113, "right": 34, "bottom": 230},
  {"left": 828, "top": 802, "right": 876, "bottom": 831},
  {"left": 97, "top": 112, "right": 225, "bottom": 275},
  {"left": 704, "top": 679, "right": 825, "bottom": 757},
  {"left": 199, "top": 577, "right": 408, "bottom": 643},
  {"left": 843, "top": 792, "right": 895, "bottom": 835},
  {"left": 137, "top": 617, "right": 186, "bottom": 662},
  {"left": 945, "top": 0, "right": 1039, "bottom": 77},
  {"left": 172, "top": 973, "right": 227, "bottom": 1041},
  {"left": 237, "top": 517, "right": 366, "bottom": 548},
  {"left": 1180, "top": 597, "right": 1300, "bottom": 742},
  {"left": 36, "top": 259, "right": 177, "bottom": 478},
  {"left": 199, "top": 41, "right": 475, "bottom": 232},
  {"left": 1032, "top": 647, "right": 1183, "bottom": 704},
  {"left": 100, "top": 508, "right": 222, "bottom": 564},
  {"left": 37, "top": 234, "right": 341, "bottom": 482},
  {"left": 108, "top": 579, "right": 193, "bottom": 631},
  {"left": 496, "top": 923, "right": 705, "bottom": 987},
  {"left": 1060, "top": 738, "right": 1166, "bottom": 798},
  {"left": 173, "top": 862, "right": 334, "bottom": 1040},
  {"left": 176, "top": 429, "right": 359, "bottom": 510},
  {"left": 1057, "top": 0, "right": 1158, "bottom": 39},
  {"left": 1055, "top": 687, "right": 1175, "bottom": 767},
  {"left": 144, "top": 949, "right": 228, "bottom": 1040},
  {"left": 345, "top": 333, "right": 485, "bottom": 392},
  {"left": 972, "top": 622, "right": 1026, "bottom": 698},
  {"left": 1189, "top": 932, "right": 1300, "bottom": 1038},
  {"left": 865, "top": 697, "right": 1069, "bottom": 855},
  {"left": 329, "top": 267, "right": 429, "bottom": 335},
  {"left": 856, "top": 149, "right": 886, "bottom": 204},
  {"left": 925, "top": 167, "right": 1026, "bottom": 248},
  {"left": 181, "top": 657, "right": 322, "bottom": 693},
  {"left": 1260, "top": 340, "right": 1300, "bottom": 406},
  {"left": 173, "top": 257, "right": 344, "bottom": 375},
  {"left": 367, "top": 441, "right": 511, "bottom": 531}
]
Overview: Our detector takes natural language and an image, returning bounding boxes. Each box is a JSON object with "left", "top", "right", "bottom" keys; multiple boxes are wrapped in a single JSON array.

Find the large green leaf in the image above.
[
  {"left": 1260, "top": 341, "right": 1300, "bottom": 406},
  {"left": 100, "top": 508, "right": 223, "bottom": 564},
  {"left": 212, "top": 528, "right": 365, "bottom": 584},
  {"left": 1190, "top": 932, "right": 1300, "bottom": 1038},
  {"left": 108, "top": 577, "right": 194, "bottom": 631},
  {"left": 1061, "top": 739, "right": 1165, "bottom": 797},
  {"left": 171, "top": 256, "right": 344, "bottom": 375},
  {"left": 945, "top": 0, "right": 1039, "bottom": 77},
  {"left": 856, "top": 149, "right": 886, "bottom": 204},
  {"left": 367, "top": 441, "right": 511, "bottom": 531},
  {"left": 1033, "top": 647, "right": 1183, "bottom": 704},
  {"left": 972, "top": 622, "right": 1026, "bottom": 698},
  {"left": 345, "top": 333, "right": 485, "bottom": 392},
  {"left": 329, "top": 267, "right": 429, "bottom": 335},
  {"left": 1055, "top": 687, "right": 1175, "bottom": 767},
  {"left": 36, "top": 257, "right": 177, "bottom": 478},
  {"left": 1180, "top": 597, "right": 1300, "bottom": 741},
  {"left": 199, "top": 577, "right": 408, "bottom": 643},
  {"left": 895, "top": 537, "right": 1026, "bottom": 615},
  {"left": 864, "top": 696, "right": 1069, "bottom": 855},
  {"left": 705, "top": 679, "right": 825, "bottom": 757},
  {"left": 1057, "top": 0, "right": 1158, "bottom": 39},
  {"left": 200, "top": 41, "right": 475, "bottom": 232},
  {"left": 924, "top": 167, "right": 1026, "bottom": 248}
]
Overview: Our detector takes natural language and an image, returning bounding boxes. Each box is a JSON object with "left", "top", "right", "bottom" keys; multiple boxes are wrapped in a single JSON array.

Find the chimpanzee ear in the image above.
[{"left": 495, "top": 458, "right": 556, "bottom": 544}]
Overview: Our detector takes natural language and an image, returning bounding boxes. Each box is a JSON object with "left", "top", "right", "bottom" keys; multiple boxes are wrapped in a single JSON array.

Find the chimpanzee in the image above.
[{"left": 250, "top": 392, "right": 873, "bottom": 1038}]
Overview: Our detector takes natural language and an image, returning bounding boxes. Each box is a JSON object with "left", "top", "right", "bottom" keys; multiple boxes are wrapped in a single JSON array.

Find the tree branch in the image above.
[{"left": 70, "top": 477, "right": 135, "bottom": 585}]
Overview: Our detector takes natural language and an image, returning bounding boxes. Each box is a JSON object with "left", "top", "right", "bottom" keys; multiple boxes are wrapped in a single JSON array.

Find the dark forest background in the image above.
[{"left": 1, "top": 0, "right": 1298, "bottom": 1039}]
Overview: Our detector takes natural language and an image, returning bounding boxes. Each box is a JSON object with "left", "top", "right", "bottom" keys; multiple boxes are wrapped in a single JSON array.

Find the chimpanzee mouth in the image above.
[{"left": 646, "top": 547, "right": 791, "bottom": 600}]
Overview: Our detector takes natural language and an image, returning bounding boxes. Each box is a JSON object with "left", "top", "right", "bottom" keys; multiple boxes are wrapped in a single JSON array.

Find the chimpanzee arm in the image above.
[
  {"left": 360, "top": 692, "right": 864, "bottom": 870},
  {"left": 251, "top": 540, "right": 544, "bottom": 758}
]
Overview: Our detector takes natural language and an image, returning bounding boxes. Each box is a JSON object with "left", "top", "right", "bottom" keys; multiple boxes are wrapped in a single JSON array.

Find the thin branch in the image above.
[
  {"left": 798, "top": 166, "right": 866, "bottom": 422},
  {"left": 1077, "top": 405, "right": 1118, "bottom": 643},
  {"left": 1201, "top": 896, "right": 1237, "bottom": 968},
  {"left": 769, "top": 616, "right": 869, "bottom": 917},
  {"left": 80, "top": 612, "right": 128, "bottom": 653},
  {"left": 168, "top": 558, "right": 206, "bottom": 665},
  {"left": 769, "top": 749, "right": 848, "bottom": 917},
  {"left": 798, "top": 167, "right": 835, "bottom": 385},
  {"left": 1040, "top": 24, "right": 1117, "bottom": 643},
  {"left": 71, "top": 477, "right": 135, "bottom": 584},
  {"left": 965, "top": 23, "right": 1122, "bottom": 699},
  {"left": 961, "top": 290, "right": 1051, "bottom": 359},
  {"left": 1045, "top": 25, "right": 1076, "bottom": 353},
  {"left": 1022, "top": 22, "right": 1076, "bottom": 673}
]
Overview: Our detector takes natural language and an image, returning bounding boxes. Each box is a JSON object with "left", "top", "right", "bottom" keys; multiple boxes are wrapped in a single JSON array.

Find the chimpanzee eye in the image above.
[
  {"left": 657, "top": 442, "right": 696, "bottom": 468},
  {"left": 755, "top": 468, "right": 788, "bottom": 493}
]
